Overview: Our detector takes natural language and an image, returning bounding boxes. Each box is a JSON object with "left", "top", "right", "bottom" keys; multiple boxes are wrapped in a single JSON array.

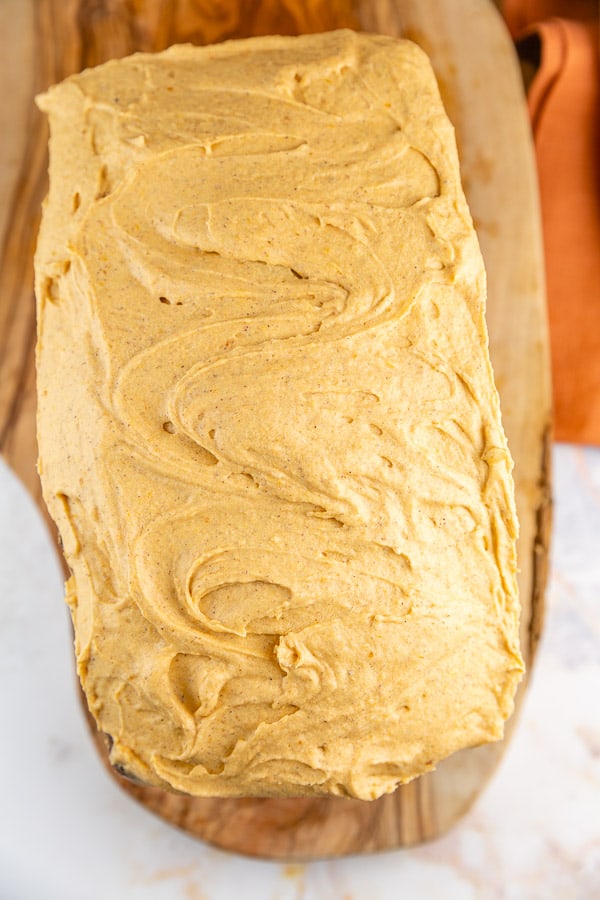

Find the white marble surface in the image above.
[{"left": 0, "top": 443, "right": 598, "bottom": 899}]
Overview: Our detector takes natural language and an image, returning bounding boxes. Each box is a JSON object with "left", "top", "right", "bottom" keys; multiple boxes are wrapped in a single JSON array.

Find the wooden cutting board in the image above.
[{"left": 0, "top": 0, "right": 551, "bottom": 859}]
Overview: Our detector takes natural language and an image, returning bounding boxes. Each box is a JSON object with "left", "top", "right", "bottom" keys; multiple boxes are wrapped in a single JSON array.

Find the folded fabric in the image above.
[
  {"left": 503, "top": 0, "right": 596, "bottom": 35},
  {"left": 504, "top": 1, "right": 600, "bottom": 444}
]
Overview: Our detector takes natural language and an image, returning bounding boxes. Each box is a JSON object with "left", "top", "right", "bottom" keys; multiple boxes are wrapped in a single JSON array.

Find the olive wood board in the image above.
[{"left": 0, "top": 0, "right": 552, "bottom": 860}]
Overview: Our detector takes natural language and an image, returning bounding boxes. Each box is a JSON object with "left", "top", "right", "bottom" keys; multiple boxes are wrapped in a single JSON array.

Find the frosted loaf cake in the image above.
[{"left": 35, "top": 30, "right": 523, "bottom": 800}]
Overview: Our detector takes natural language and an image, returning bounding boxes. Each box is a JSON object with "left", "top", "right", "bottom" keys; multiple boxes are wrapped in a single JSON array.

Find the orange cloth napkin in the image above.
[{"left": 504, "top": 1, "right": 600, "bottom": 444}]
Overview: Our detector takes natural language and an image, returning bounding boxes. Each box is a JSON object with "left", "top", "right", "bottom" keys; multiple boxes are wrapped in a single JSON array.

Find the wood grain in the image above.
[{"left": 0, "top": 0, "right": 552, "bottom": 859}]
